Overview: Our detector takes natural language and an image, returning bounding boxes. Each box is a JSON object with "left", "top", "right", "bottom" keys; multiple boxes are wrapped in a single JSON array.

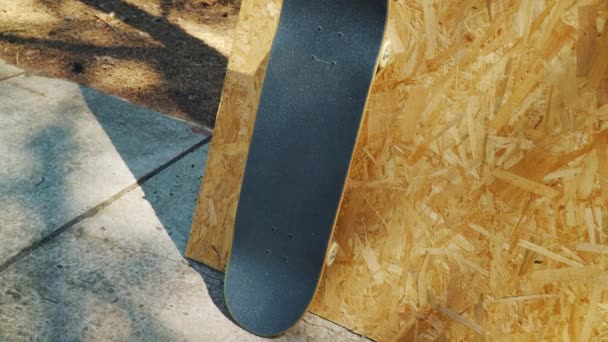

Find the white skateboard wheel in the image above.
[
  {"left": 379, "top": 40, "right": 392, "bottom": 68},
  {"left": 326, "top": 241, "right": 339, "bottom": 267}
]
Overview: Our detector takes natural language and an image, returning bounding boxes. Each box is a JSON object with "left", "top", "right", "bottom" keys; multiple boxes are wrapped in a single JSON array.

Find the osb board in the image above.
[
  {"left": 186, "top": 0, "right": 280, "bottom": 268},
  {"left": 188, "top": 0, "right": 608, "bottom": 340}
]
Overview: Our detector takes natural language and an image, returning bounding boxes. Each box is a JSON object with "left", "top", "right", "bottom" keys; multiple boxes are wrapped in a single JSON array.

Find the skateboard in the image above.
[{"left": 224, "top": 0, "right": 388, "bottom": 336}]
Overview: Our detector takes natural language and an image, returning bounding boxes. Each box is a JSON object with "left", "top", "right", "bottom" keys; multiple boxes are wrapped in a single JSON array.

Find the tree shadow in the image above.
[
  {"left": 0, "top": 0, "right": 231, "bottom": 127},
  {"left": 77, "top": 0, "right": 229, "bottom": 127},
  {"left": 0, "top": 0, "right": 241, "bottom": 335}
]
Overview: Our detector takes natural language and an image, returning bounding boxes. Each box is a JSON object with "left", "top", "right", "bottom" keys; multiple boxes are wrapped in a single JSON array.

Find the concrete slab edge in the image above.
[{"left": 0, "top": 136, "right": 212, "bottom": 274}]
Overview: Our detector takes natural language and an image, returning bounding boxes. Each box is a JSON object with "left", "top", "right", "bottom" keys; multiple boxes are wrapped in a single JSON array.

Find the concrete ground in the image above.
[{"left": 0, "top": 60, "right": 367, "bottom": 341}]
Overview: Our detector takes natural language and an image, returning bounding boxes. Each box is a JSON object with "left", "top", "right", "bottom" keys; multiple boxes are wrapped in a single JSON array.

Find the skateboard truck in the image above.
[
  {"left": 379, "top": 40, "right": 392, "bottom": 69},
  {"left": 326, "top": 241, "right": 340, "bottom": 267}
]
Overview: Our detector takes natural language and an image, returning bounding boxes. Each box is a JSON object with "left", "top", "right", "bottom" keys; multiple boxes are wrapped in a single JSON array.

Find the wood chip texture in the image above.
[{"left": 188, "top": 0, "right": 608, "bottom": 340}]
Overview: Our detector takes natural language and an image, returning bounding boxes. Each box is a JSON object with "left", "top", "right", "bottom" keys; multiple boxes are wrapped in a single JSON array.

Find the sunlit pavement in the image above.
[{"left": 0, "top": 60, "right": 367, "bottom": 341}]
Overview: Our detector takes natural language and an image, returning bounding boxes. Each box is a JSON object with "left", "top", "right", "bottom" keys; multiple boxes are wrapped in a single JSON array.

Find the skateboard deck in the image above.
[{"left": 224, "top": 0, "right": 388, "bottom": 336}]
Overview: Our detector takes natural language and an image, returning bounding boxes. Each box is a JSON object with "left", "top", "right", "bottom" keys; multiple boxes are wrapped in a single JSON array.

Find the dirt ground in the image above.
[{"left": 0, "top": 0, "right": 242, "bottom": 128}]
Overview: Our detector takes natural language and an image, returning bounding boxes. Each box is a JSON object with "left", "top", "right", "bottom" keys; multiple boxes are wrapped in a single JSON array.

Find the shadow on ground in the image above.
[
  {"left": 0, "top": 0, "right": 236, "bottom": 126},
  {"left": 42, "top": 0, "right": 234, "bottom": 313},
  {"left": 78, "top": 85, "right": 233, "bottom": 320},
  {"left": 0, "top": 2, "right": 240, "bottom": 338},
  {"left": 0, "top": 96, "right": 206, "bottom": 339}
]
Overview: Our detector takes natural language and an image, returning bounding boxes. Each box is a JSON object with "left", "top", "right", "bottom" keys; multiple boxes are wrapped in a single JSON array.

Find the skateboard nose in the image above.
[{"left": 224, "top": 258, "right": 315, "bottom": 337}]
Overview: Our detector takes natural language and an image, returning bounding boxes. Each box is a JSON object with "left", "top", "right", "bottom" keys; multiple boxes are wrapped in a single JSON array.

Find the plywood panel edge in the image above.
[{"left": 186, "top": 0, "right": 282, "bottom": 269}]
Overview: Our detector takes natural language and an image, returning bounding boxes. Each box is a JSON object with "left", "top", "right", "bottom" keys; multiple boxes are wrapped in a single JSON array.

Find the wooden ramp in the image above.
[{"left": 187, "top": 0, "right": 608, "bottom": 340}]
